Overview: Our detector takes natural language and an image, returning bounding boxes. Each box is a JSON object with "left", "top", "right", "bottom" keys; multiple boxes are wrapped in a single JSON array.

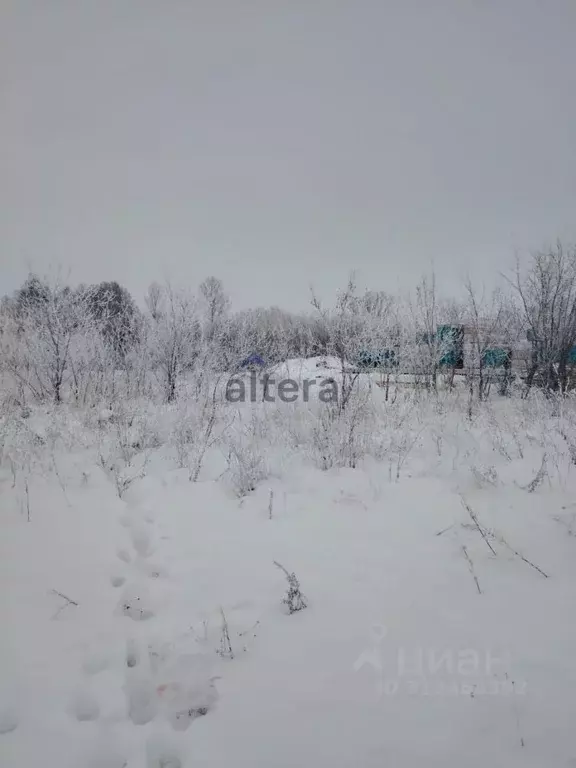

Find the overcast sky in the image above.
[{"left": 1, "top": 0, "right": 575, "bottom": 310}]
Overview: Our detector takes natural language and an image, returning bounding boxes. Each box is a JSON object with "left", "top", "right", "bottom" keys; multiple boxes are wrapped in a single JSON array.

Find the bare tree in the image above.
[
  {"left": 463, "top": 281, "right": 512, "bottom": 402},
  {"left": 199, "top": 277, "right": 230, "bottom": 345},
  {"left": 406, "top": 272, "right": 465, "bottom": 391},
  {"left": 145, "top": 282, "right": 163, "bottom": 322},
  {"left": 146, "top": 283, "right": 201, "bottom": 402},
  {"left": 6, "top": 274, "right": 90, "bottom": 403},
  {"left": 412, "top": 273, "right": 441, "bottom": 391},
  {"left": 311, "top": 274, "right": 392, "bottom": 412},
  {"left": 85, "top": 281, "right": 139, "bottom": 359},
  {"left": 508, "top": 244, "right": 576, "bottom": 394}
]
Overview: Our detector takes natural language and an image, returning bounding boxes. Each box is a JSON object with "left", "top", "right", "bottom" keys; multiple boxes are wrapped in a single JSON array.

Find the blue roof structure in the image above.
[{"left": 240, "top": 354, "right": 266, "bottom": 368}]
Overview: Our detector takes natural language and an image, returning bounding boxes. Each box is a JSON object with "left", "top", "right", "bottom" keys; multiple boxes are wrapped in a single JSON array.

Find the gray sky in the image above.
[{"left": 1, "top": 0, "right": 576, "bottom": 311}]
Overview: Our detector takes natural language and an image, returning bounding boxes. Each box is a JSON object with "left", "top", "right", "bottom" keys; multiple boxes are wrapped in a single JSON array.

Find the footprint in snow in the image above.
[
  {"left": 70, "top": 687, "right": 100, "bottom": 721},
  {"left": 135, "top": 560, "right": 167, "bottom": 580},
  {"left": 125, "top": 672, "right": 158, "bottom": 726},
  {"left": 121, "top": 596, "right": 155, "bottom": 622},
  {"left": 116, "top": 549, "right": 131, "bottom": 564},
  {"left": 146, "top": 733, "right": 182, "bottom": 768},
  {"left": 86, "top": 730, "right": 128, "bottom": 768},
  {"left": 82, "top": 648, "right": 112, "bottom": 676},
  {"left": 88, "top": 753, "right": 127, "bottom": 768},
  {"left": 117, "top": 584, "right": 156, "bottom": 621},
  {"left": 130, "top": 524, "right": 154, "bottom": 558},
  {"left": 156, "top": 654, "right": 219, "bottom": 732},
  {"left": 0, "top": 707, "right": 18, "bottom": 734},
  {"left": 126, "top": 638, "right": 140, "bottom": 668}
]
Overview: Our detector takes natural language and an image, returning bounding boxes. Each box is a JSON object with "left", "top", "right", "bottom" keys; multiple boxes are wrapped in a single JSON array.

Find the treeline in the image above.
[{"left": 1, "top": 242, "right": 576, "bottom": 406}]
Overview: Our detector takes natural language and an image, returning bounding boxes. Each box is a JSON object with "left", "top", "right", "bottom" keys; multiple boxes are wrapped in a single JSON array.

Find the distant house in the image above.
[
  {"left": 240, "top": 354, "right": 266, "bottom": 370},
  {"left": 482, "top": 348, "right": 512, "bottom": 368},
  {"left": 357, "top": 349, "right": 399, "bottom": 370},
  {"left": 437, "top": 325, "right": 465, "bottom": 369}
]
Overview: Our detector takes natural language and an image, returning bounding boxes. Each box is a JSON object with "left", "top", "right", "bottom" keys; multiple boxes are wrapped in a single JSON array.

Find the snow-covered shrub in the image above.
[
  {"left": 310, "top": 404, "right": 339, "bottom": 470},
  {"left": 168, "top": 387, "right": 231, "bottom": 480},
  {"left": 0, "top": 407, "right": 49, "bottom": 483},
  {"left": 272, "top": 402, "right": 313, "bottom": 452},
  {"left": 308, "top": 391, "right": 377, "bottom": 470},
  {"left": 274, "top": 561, "right": 308, "bottom": 614},
  {"left": 224, "top": 431, "right": 268, "bottom": 497},
  {"left": 170, "top": 404, "right": 199, "bottom": 470},
  {"left": 95, "top": 404, "right": 160, "bottom": 496},
  {"left": 471, "top": 464, "right": 499, "bottom": 488}
]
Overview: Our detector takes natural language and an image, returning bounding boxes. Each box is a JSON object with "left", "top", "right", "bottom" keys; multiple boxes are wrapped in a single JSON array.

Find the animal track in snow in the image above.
[
  {"left": 169, "top": 703, "right": 208, "bottom": 732},
  {"left": 70, "top": 687, "right": 100, "bottom": 721},
  {"left": 134, "top": 559, "right": 167, "bottom": 580},
  {"left": 119, "top": 513, "right": 132, "bottom": 529},
  {"left": 125, "top": 672, "right": 158, "bottom": 726},
  {"left": 156, "top": 653, "right": 219, "bottom": 732},
  {"left": 116, "top": 549, "right": 131, "bottom": 564},
  {"left": 82, "top": 648, "right": 112, "bottom": 676},
  {"left": 0, "top": 707, "right": 18, "bottom": 734},
  {"left": 126, "top": 638, "right": 140, "bottom": 668},
  {"left": 111, "top": 575, "right": 126, "bottom": 588},
  {"left": 146, "top": 733, "right": 182, "bottom": 768},
  {"left": 85, "top": 729, "right": 129, "bottom": 768},
  {"left": 121, "top": 596, "right": 155, "bottom": 622},
  {"left": 130, "top": 524, "right": 153, "bottom": 558},
  {"left": 88, "top": 752, "right": 127, "bottom": 768},
  {"left": 117, "top": 582, "right": 157, "bottom": 621}
]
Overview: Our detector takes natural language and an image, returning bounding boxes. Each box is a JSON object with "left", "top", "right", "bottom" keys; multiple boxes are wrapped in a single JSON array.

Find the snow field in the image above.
[{"left": 1, "top": 384, "right": 576, "bottom": 767}]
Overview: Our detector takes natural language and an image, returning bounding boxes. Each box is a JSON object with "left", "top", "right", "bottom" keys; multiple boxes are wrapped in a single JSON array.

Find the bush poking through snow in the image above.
[
  {"left": 522, "top": 453, "right": 548, "bottom": 493},
  {"left": 274, "top": 561, "right": 308, "bottom": 614},
  {"left": 310, "top": 400, "right": 375, "bottom": 471},
  {"left": 217, "top": 607, "right": 234, "bottom": 659},
  {"left": 171, "top": 412, "right": 197, "bottom": 470},
  {"left": 471, "top": 464, "right": 499, "bottom": 488},
  {"left": 226, "top": 441, "right": 267, "bottom": 497}
]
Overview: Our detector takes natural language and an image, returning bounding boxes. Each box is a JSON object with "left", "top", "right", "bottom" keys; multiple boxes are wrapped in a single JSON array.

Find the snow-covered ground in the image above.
[{"left": 2, "top": 377, "right": 576, "bottom": 767}]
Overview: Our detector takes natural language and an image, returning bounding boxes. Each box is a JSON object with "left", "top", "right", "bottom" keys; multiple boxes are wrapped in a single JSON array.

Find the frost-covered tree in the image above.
[
  {"left": 509, "top": 243, "right": 576, "bottom": 393},
  {"left": 405, "top": 273, "right": 454, "bottom": 391},
  {"left": 86, "top": 281, "right": 139, "bottom": 358},
  {"left": 199, "top": 276, "right": 230, "bottom": 346},
  {"left": 463, "top": 281, "right": 514, "bottom": 402},
  {"left": 311, "top": 274, "right": 395, "bottom": 411},
  {"left": 5, "top": 274, "right": 90, "bottom": 403},
  {"left": 145, "top": 283, "right": 201, "bottom": 402}
]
